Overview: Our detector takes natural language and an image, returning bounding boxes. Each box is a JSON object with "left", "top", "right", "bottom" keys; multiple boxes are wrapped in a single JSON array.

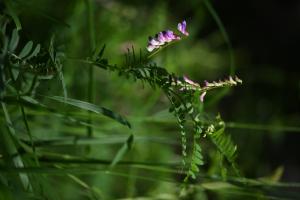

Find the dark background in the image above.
[{"left": 212, "top": 0, "right": 300, "bottom": 181}]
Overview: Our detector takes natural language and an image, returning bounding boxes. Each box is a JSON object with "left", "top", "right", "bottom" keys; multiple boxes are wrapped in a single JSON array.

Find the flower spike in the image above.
[{"left": 146, "top": 20, "right": 187, "bottom": 52}]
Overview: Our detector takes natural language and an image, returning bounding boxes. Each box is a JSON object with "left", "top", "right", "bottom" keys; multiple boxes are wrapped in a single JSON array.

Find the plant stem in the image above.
[
  {"left": 19, "top": 102, "right": 39, "bottom": 165},
  {"left": 227, "top": 122, "right": 300, "bottom": 133},
  {"left": 203, "top": 0, "right": 235, "bottom": 75},
  {"left": 85, "top": 0, "right": 96, "bottom": 137},
  {"left": 1, "top": 102, "right": 32, "bottom": 191}
]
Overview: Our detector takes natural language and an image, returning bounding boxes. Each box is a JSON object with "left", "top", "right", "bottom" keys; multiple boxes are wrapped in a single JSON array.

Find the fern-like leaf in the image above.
[{"left": 209, "top": 126, "right": 237, "bottom": 164}]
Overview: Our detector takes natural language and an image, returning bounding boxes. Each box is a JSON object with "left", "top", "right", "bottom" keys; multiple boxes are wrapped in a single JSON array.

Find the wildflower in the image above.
[
  {"left": 147, "top": 37, "right": 160, "bottom": 52},
  {"left": 177, "top": 20, "right": 189, "bottom": 36},
  {"left": 148, "top": 36, "right": 160, "bottom": 46},
  {"left": 146, "top": 44, "right": 157, "bottom": 52},
  {"left": 157, "top": 32, "right": 166, "bottom": 45},
  {"left": 164, "top": 30, "right": 180, "bottom": 42},
  {"left": 146, "top": 20, "right": 187, "bottom": 52}
]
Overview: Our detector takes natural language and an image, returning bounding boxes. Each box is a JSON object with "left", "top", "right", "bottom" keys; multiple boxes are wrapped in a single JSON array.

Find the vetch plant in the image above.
[
  {"left": 0, "top": 13, "right": 242, "bottom": 196},
  {"left": 90, "top": 19, "right": 242, "bottom": 181}
]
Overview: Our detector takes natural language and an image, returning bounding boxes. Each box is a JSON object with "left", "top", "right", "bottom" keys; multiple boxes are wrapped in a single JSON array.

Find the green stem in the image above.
[
  {"left": 203, "top": 0, "right": 235, "bottom": 75},
  {"left": 1, "top": 102, "right": 32, "bottom": 191},
  {"left": 19, "top": 102, "right": 39, "bottom": 165},
  {"left": 7, "top": 61, "right": 38, "bottom": 164},
  {"left": 85, "top": 0, "right": 96, "bottom": 137},
  {"left": 227, "top": 122, "right": 300, "bottom": 133}
]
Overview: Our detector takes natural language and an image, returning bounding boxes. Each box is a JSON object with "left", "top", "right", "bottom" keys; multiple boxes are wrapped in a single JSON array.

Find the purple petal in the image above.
[
  {"left": 163, "top": 30, "right": 174, "bottom": 42},
  {"left": 177, "top": 20, "right": 189, "bottom": 36},
  {"left": 178, "top": 22, "right": 183, "bottom": 32},
  {"left": 203, "top": 80, "right": 209, "bottom": 87},
  {"left": 146, "top": 44, "right": 157, "bottom": 52},
  {"left": 148, "top": 36, "right": 160, "bottom": 46},
  {"left": 200, "top": 91, "right": 207, "bottom": 102},
  {"left": 183, "top": 75, "right": 197, "bottom": 85},
  {"left": 156, "top": 32, "right": 166, "bottom": 45}
]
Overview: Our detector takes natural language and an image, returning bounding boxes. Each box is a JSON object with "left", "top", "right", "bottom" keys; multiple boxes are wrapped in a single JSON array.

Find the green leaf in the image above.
[
  {"left": 3, "top": 0, "right": 22, "bottom": 30},
  {"left": 25, "top": 44, "right": 40, "bottom": 60},
  {"left": 19, "top": 41, "right": 33, "bottom": 58},
  {"left": 209, "top": 127, "right": 237, "bottom": 163},
  {"left": 110, "top": 134, "right": 134, "bottom": 168},
  {"left": 191, "top": 163, "right": 199, "bottom": 173},
  {"left": 54, "top": 62, "right": 68, "bottom": 100},
  {"left": 44, "top": 95, "right": 131, "bottom": 128},
  {"left": 11, "top": 68, "right": 19, "bottom": 80},
  {"left": 8, "top": 29, "right": 19, "bottom": 52},
  {"left": 21, "top": 96, "right": 46, "bottom": 107},
  {"left": 94, "top": 44, "right": 106, "bottom": 60},
  {"left": 188, "top": 170, "right": 196, "bottom": 179},
  {"left": 193, "top": 156, "right": 204, "bottom": 165}
]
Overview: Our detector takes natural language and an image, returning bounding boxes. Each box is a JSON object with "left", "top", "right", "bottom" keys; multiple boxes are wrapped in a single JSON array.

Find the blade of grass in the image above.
[
  {"left": 227, "top": 122, "right": 300, "bottom": 133},
  {"left": 41, "top": 95, "right": 131, "bottom": 128},
  {"left": 203, "top": 0, "right": 235, "bottom": 75},
  {"left": 1, "top": 102, "right": 32, "bottom": 191},
  {"left": 19, "top": 103, "right": 39, "bottom": 165},
  {"left": 203, "top": 0, "right": 236, "bottom": 107},
  {"left": 85, "top": 0, "right": 96, "bottom": 138},
  {"left": 21, "top": 135, "right": 179, "bottom": 147},
  {"left": 55, "top": 164, "right": 104, "bottom": 199},
  {"left": 110, "top": 134, "right": 134, "bottom": 169}
]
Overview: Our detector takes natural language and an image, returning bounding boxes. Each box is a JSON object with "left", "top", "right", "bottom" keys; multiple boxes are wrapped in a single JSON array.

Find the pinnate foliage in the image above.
[{"left": 0, "top": 15, "right": 242, "bottom": 184}]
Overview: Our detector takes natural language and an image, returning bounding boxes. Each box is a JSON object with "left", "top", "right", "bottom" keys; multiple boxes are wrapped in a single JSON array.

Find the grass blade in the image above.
[
  {"left": 110, "top": 134, "right": 134, "bottom": 168},
  {"left": 43, "top": 95, "right": 131, "bottom": 128}
]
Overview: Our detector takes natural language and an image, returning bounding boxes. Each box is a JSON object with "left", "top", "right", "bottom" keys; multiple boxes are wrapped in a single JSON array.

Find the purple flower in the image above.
[
  {"left": 146, "top": 44, "right": 156, "bottom": 52},
  {"left": 163, "top": 30, "right": 180, "bottom": 42},
  {"left": 147, "top": 37, "right": 160, "bottom": 52},
  {"left": 146, "top": 20, "right": 188, "bottom": 52},
  {"left": 146, "top": 31, "right": 180, "bottom": 52},
  {"left": 178, "top": 20, "right": 189, "bottom": 36},
  {"left": 157, "top": 32, "right": 166, "bottom": 45},
  {"left": 148, "top": 37, "right": 160, "bottom": 46},
  {"left": 199, "top": 91, "right": 206, "bottom": 102}
]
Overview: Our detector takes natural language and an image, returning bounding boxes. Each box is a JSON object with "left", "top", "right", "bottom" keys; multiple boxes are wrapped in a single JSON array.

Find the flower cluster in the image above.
[
  {"left": 176, "top": 75, "right": 242, "bottom": 103},
  {"left": 146, "top": 20, "right": 189, "bottom": 52},
  {"left": 203, "top": 76, "right": 242, "bottom": 88}
]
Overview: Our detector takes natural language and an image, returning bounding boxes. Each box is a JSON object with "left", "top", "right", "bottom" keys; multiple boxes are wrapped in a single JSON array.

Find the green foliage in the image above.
[
  {"left": 45, "top": 95, "right": 131, "bottom": 128},
  {"left": 1, "top": 11, "right": 241, "bottom": 187},
  {"left": 89, "top": 41, "right": 242, "bottom": 182}
]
